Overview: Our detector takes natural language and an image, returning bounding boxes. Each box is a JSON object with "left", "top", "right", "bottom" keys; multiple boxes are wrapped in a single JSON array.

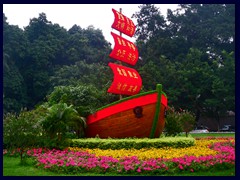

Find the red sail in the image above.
[
  {"left": 111, "top": 8, "right": 136, "bottom": 37},
  {"left": 109, "top": 32, "right": 138, "bottom": 66},
  {"left": 107, "top": 63, "right": 142, "bottom": 95}
]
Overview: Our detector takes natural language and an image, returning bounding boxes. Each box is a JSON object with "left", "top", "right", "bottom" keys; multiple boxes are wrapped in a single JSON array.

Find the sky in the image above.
[{"left": 3, "top": 4, "right": 179, "bottom": 46}]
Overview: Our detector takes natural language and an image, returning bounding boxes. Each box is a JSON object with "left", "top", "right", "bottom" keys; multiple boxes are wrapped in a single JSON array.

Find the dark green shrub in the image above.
[
  {"left": 180, "top": 109, "right": 195, "bottom": 137},
  {"left": 164, "top": 107, "right": 183, "bottom": 136},
  {"left": 164, "top": 107, "right": 195, "bottom": 137},
  {"left": 46, "top": 84, "right": 118, "bottom": 116}
]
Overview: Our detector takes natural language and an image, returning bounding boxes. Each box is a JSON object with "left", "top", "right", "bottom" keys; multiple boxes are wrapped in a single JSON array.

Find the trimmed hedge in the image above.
[{"left": 70, "top": 137, "right": 195, "bottom": 150}]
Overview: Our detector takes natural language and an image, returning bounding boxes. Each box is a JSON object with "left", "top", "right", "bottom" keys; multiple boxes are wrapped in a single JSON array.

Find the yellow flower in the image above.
[{"left": 68, "top": 139, "right": 232, "bottom": 160}]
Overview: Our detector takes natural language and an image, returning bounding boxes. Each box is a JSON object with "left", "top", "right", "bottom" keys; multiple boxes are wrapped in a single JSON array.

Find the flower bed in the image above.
[{"left": 3, "top": 137, "right": 235, "bottom": 175}]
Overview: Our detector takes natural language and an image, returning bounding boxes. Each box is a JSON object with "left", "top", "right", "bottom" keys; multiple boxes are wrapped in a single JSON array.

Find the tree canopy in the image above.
[{"left": 3, "top": 4, "right": 235, "bottom": 127}]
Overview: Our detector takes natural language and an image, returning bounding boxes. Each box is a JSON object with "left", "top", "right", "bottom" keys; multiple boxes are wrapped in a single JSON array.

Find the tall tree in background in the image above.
[
  {"left": 132, "top": 4, "right": 166, "bottom": 41},
  {"left": 132, "top": 4, "right": 169, "bottom": 67},
  {"left": 22, "top": 13, "right": 68, "bottom": 108},
  {"left": 167, "top": 4, "right": 235, "bottom": 58},
  {"left": 133, "top": 4, "right": 235, "bottom": 123},
  {"left": 3, "top": 4, "right": 235, "bottom": 123},
  {"left": 3, "top": 14, "right": 28, "bottom": 113},
  {"left": 203, "top": 50, "right": 235, "bottom": 129},
  {"left": 3, "top": 12, "right": 112, "bottom": 112},
  {"left": 66, "top": 24, "right": 111, "bottom": 65}
]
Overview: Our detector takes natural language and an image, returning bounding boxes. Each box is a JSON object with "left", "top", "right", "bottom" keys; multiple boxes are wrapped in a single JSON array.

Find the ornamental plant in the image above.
[
  {"left": 3, "top": 137, "right": 235, "bottom": 175},
  {"left": 165, "top": 107, "right": 195, "bottom": 137},
  {"left": 3, "top": 109, "right": 43, "bottom": 161},
  {"left": 31, "top": 138, "right": 234, "bottom": 175},
  {"left": 46, "top": 84, "right": 103, "bottom": 116},
  {"left": 164, "top": 107, "right": 183, "bottom": 136},
  {"left": 179, "top": 109, "right": 195, "bottom": 137},
  {"left": 41, "top": 102, "right": 86, "bottom": 149}
]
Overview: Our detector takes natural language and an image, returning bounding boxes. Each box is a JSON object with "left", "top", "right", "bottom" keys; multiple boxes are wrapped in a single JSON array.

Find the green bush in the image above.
[
  {"left": 164, "top": 107, "right": 195, "bottom": 137},
  {"left": 3, "top": 109, "right": 43, "bottom": 161},
  {"left": 46, "top": 84, "right": 118, "bottom": 117},
  {"left": 180, "top": 109, "right": 195, "bottom": 137},
  {"left": 46, "top": 84, "right": 100, "bottom": 116},
  {"left": 70, "top": 137, "right": 195, "bottom": 149},
  {"left": 164, "top": 107, "right": 183, "bottom": 136}
]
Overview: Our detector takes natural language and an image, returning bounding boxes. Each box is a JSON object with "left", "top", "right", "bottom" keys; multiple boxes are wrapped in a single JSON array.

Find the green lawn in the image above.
[{"left": 189, "top": 132, "right": 235, "bottom": 138}]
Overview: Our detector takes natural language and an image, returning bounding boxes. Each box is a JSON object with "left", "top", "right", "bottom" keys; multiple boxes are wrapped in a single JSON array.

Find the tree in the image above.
[
  {"left": 41, "top": 103, "right": 86, "bottom": 148},
  {"left": 3, "top": 13, "right": 28, "bottom": 113},
  {"left": 3, "top": 59, "right": 27, "bottom": 113},
  {"left": 179, "top": 110, "right": 195, "bottom": 137},
  {"left": 22, "top": 13, "right": 68, "bottom": 108},
  {"left": 65, "top": 25, "right": 111, "bottom": 64},
  {"left": 46, "top": 84, "right": 113, "bottom": 116},
  {"left": 167, "top": 4, "right": 235, "bottom": 57},
  {"left": 133, "top": 4, "right": 235, "bottom": 126},
  {"left": 132, "top": 4, "right": 166, "bottom": 41},
  {"left": 203, "top": 51, "right": 235, "bottom": 130},
  {"left": 3, "top": 110, "right": 43, "bottom": 161},
  {"left": 24, "top": 13, "right": 52, "bottom": 43},
  {"left": 164, "top": 107, "right": 183, "bottom": 136},
  {"left": 49, "top": 61, "right": 112, "bottom": 90}
]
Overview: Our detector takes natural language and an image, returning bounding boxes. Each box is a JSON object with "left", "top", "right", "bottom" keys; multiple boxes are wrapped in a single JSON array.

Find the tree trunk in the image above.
[{"left": 215, "top": 107, "right": 220, "bottom": 131}]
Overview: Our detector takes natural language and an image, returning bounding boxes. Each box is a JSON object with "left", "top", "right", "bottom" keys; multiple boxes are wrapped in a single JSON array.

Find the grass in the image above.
[
  {"left": 3, "top": 133, "right": 235, "bottom": 176},
  {"left": 189, "top": 132, "right": 235, "bottom": 138}
]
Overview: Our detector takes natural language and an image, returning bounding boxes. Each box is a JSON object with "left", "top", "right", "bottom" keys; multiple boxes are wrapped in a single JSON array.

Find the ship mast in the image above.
[
  {"left": 119, "top": 7, "right": 123, "bottom": 100},
  {"left": 108, "top": 8, "right": 142, "bottom": 97}
]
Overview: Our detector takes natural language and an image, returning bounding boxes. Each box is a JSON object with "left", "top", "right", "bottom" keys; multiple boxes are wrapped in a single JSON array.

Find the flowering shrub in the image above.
[
  {"left": 164, "top": 107, "right": 195, "bottom": 137},
  {"left": 3, "top": 137, "right": 235, "bottom": 175}
]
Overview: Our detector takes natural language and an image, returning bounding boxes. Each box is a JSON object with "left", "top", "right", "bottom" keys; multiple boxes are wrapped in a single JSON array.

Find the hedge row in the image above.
[{"left": 70, "top": 137, "right": 195, "bottom": 150}]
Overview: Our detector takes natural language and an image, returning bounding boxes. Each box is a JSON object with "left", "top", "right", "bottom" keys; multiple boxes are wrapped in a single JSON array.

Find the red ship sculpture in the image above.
[{"left": 85, "top": 8, "right": 168, "bottom": 138}]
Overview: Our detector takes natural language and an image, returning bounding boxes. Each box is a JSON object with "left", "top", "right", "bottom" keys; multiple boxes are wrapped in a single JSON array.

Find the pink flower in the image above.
[
  {"left": 179, "top": 164, "right": 183, "bottom": 170},
  {"left": 137, "top": 168, "right": 141, "bottom": 172}
]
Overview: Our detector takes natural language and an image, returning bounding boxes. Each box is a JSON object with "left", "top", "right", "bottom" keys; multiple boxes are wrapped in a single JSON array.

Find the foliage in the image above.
[
  {"left": 70, "top": 137, "right": 195, "bottom": 150},
  {"left": 3, "top": 14, "right": 28, "bottom": 113},
  {"left": 5, "top": 137, "right": 232, "bottom": 175},
  {"left": 167, "top": 4, "right": 235, "bottom": 56},
  {"left": 3, "top": 109, "right": 43, "bottom": 161},
  {"left": 133, "top": 4, "right": 235, "bottom": 123},
  {"left": 69, "top": 138, "right": 229, "bottom": 160},
  {"left": 3, "top": 5, "right": 235, "bottom": 128},
  {"left": 3, "top": 155, "right": 235, "bottom": 176},
  {"left": 3, "top": 12, "right": 110, "bottom": 113},
  {"left": 203, "top": 50, "right": 235, "bottom": 130},
  {"left": 46, "top": 84, "right": 118, "bottom": 116},
  {"left": 132, "top": 4, "right": 166, "bottom": 41},
  {"left": 41, "top": 102, "right": 86, "bottom": 148},
  {"left": 179, "top": 110, "right": 196, "bottom": 137},
  {"left": 3, "top": 137, "right": 235, "bottom": 175},
  {"left": 49, "top": 61, "right": 112, "bottom": 90},
  {"left": 164, "top": 107, "right": 195, "bottom": 137},
  {"left": 164, "top": 107, "right": 183, "bottom": 136}
]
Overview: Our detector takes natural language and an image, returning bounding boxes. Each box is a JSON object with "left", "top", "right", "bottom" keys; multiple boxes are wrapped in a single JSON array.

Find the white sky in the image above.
[{"left": 3, "top": 4, "right": 179, "bottom": 46}]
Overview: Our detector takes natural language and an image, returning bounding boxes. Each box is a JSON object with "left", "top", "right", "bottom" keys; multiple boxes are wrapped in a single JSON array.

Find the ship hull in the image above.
[{"left": 85, "top": 85, "right": 167, "bottom": 138}]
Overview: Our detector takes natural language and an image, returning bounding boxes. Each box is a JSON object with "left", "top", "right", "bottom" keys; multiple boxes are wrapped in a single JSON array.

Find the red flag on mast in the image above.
[
  {"left": 107, "top": 63, "right": 142, "bottom": 95},
  {"left": 109, "top": 32, "right": 139, "bottom": 66},
  {"left": 111, "top": 8, "right": 136, "bottom": 37}
]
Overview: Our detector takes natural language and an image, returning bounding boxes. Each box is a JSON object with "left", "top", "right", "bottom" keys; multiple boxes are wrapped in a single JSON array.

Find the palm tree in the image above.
[{"left": 42, "top": 103, "right": 86, "bottom": 141}]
